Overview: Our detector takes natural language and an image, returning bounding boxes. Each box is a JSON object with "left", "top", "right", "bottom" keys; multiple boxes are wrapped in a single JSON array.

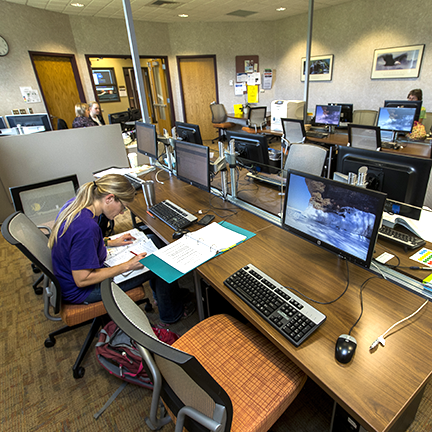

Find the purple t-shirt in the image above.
[{"left": 52, "top": 206, "right": 107, "bottom": 304}]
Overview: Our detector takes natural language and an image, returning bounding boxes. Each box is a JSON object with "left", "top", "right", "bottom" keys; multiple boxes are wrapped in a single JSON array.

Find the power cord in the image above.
[{"left": 369, "top": 300, "right": 428, "bottom": 350}]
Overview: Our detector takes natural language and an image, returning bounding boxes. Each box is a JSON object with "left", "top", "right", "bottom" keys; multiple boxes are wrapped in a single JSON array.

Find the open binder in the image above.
[{"left": 140, "top": 221, "right": 255, "bottom": 283}]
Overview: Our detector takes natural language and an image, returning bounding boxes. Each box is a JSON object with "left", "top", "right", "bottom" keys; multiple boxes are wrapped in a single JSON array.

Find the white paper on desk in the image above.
[
  {"left": 105, "top": 228, "right": 158, "bottom": 283},
  {"left": 94, "top": 166, "right": 154, "bottom": 178},
  {"left": 153, "top": 222, "right": 246, "bottom": 274}
]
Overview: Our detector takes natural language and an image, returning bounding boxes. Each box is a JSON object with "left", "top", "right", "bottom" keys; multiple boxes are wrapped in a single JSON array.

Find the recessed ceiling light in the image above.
[
  {"left": 276, "top": 7, "right": 286, "bottom": 11},
  {"left": 178, "top": 14, "right": 188, "bottom": 18},
  {"left": 71, "top": 2, "right": 84, "bottom": 7}
]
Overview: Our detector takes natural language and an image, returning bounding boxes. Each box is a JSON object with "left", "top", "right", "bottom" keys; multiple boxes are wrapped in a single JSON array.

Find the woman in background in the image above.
[{"left": 72, "top": 103, "right": 97, "bottom": 128}]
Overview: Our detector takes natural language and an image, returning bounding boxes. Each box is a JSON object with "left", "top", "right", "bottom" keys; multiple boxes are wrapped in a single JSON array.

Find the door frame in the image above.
[
  {"left": 176, "top": 55, "right": 219, "bottom": 122},
  {"left": 85, "top": 54, "right": 176, "bottom": 124},
  {"left": 29, "top": 51, "right": 86, "bottom": 121}
]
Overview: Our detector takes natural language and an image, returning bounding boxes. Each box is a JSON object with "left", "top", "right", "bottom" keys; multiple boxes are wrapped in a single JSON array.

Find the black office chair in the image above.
[
  {"left": 1, "top": 211, "right": 148, "bottom": 379},
  {"left": 102, "top": 281, "right": 306, "bottom": 432},
  {"left": 210, "top": 102, "right": 235, "bottom": 143},
  {"left": 57, "top": 118, "right": 68, "bottom": 129}
]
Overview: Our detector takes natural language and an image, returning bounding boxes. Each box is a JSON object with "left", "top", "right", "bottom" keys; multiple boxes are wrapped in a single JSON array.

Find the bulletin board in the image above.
[{"left": 236, "top": 55, "right": 259, "bottom": 74}]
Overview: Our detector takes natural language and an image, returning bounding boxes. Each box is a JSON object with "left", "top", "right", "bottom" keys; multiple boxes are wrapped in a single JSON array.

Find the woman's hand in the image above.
[
  {"left": 124, "top": 252, "right": 148, "bottom": 271},
  {"left": 108, "top": 233, "right": 136, "bottom": 247}
]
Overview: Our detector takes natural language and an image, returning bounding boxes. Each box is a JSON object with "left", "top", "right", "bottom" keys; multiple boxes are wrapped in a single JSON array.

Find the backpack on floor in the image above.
[{"left": 95, "top": 320, "right": 179, "bottom": 389}]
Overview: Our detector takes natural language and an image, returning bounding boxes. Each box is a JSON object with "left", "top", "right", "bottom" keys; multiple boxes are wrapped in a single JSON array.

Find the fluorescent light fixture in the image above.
[
  {"left": 178, "top": 13, "right": 188, "bottom": 17},
  {"left": 70, "top": 2, "right": 84, "bottom": 6},
  {"left": 276, "top": 7, "right": 286, "bottom": 11}
]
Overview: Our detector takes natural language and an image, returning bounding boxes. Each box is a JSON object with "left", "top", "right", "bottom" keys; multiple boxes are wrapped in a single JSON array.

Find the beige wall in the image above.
[{"left": 0, "top": 0, "right": 431, "bottom": 124}]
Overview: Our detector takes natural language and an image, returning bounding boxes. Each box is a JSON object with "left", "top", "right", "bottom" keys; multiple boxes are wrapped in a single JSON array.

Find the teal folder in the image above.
[{"left": 140, "top": 221, "right": 255, "bottom": 283}]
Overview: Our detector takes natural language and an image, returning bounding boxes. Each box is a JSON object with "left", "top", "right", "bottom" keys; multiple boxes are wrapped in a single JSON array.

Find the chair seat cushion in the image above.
[
  {"left": 212, "top": 122, "right": 235, "bottom": 129},
  {"left": 60, "top": 286, "right": 145, "bottom": 327},
  {"left": 172, "top": 314, "right": 306, "bottom": 432},
  {"left": 241, "top": 126, "right": 267, "bottom": 134}
]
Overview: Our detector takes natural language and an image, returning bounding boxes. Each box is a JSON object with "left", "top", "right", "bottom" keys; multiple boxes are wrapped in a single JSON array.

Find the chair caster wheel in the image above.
[
  {"left": 73, "top": 367, "right": 85, "bottom": 379},
  {"left": 34, "top": 286, "right": 43, "bottom": 295},
  {"left": 31, "top": 263, "right": 41, "bottom": 274},
  {"left": 44, "top": 337, "right": 56, "bottom": 348},
  {"left": 144, "top": 302, "right": 153, "bottom": 313}
]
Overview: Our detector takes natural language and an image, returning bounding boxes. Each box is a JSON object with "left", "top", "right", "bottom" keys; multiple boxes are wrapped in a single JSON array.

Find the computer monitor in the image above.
[
  {"left": 282, "top": 170, "right": 386, "bottom": 269},
  {"left": 175, "top": 121, "right": 203, "bottom": 145},
  {"left": 336, "top": 145, "right": 432, "bottom": 220},
  {"left": 136, "top": 122, "right": 158, "bottom": 160},
  {"left": 377, "top": 107, "right": 416, "bottom": 141},
  {"left": 6, "top": 113, "right": 52, "bottom": 131},
  {"left": 226, "top": 130, "right": 271, "bottom": 173},
  {"left": 384, "top": 100, "right": 422, "bottom": 122},
  {"left": 328, "top": 103, "right": 353, "bottom": 123},
  {"left": 108, "top": 111, "right": 130, "bottom": 132},
  {"left": 0, "top": 116, "right": 6, "bottom": 129},
  {"left": 174, "top": 140, "right": 210, "bottom": 192},
  {"left": 314, "top": 105, "right": 342, "bottom": 127},
  {"left": 281, "top": 118, "right": 306, "bottom": 144},
  {"left": 348, "top": 124, "right": 381, "bottom": 151},
  {"left": 128, "top": 108, "right": 142, "bottom": 122}
]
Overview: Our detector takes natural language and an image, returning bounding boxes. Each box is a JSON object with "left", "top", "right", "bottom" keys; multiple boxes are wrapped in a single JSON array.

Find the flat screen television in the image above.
[
  {"left": 328, "top": 103, "right": 353, "bottom": 123},
  {"left": 336, "top": 145, "right": 432, "bottom": 220},
  {"left": 282, "top": 170, "right": 386, "bottom": 268},
  {"left": 6, "top": 114, "right": 53, "bottom": 131},
  {"left": 225, "top": 130, "right": 270, "bottom": 173},
  {"left": 384, "top": 100, "right": 422, "bottom": 122},
  {"left": 136, "top": 122, "right": 158, "bottom": 160},
  {"left": 174, "top": 140, "right": 210, "bottom": 192},
  {"left": 314, "top": 105, "right": 342, "bottom": 126},
  {"left": 175, "top": 121, "right": 203, "bottom": 145}
]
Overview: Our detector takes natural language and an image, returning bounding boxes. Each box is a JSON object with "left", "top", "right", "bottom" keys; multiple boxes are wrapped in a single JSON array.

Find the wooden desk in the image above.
[{"left": 129, "top": 170, "right": 432, "bottom": 432}]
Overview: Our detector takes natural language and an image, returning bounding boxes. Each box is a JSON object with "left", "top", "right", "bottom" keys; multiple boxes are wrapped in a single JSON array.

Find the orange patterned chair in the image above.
[
  {"left": 102, "top": 281, "right": 307, "bottom": 432},
  {"left": 1, "top": 211, "right": 148, "bottom": 379}
]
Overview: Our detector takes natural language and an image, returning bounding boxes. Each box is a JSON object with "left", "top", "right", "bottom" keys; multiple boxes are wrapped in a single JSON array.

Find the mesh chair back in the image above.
[
  {"left": 9, "top": 175, "right": 78, "bottom": 228},
  {"left": 281, "top": 118, "right": 306, "bottom": 143},
  {"left": 210, "top": 104, "right": 228, "bottom": 123},
  {"left": 1, "top": 212, "right": 61, "bottom": 313},
  {"left": 248, "top": 107, "right": 267, "bottom": 128},
  {"left": 103, "top": 282, "right": 232, "bottom": 431},
  {"left": 352, "top": 110, "right": 378, "bottom": 126},
  {"left": 284, "top": 143, "right": 327, "bottom": 176}
]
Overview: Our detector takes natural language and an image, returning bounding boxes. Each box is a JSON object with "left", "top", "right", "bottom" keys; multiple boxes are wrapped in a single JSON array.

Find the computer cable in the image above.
[
  {"left": 284, "top": 258, "right": 351, "bottom": 305},
  {"left": 369, "top": 299, "right": 428, "bottom": 350},
  {"left": 374, "top": 243, "right": 431, "bottom": 271}
]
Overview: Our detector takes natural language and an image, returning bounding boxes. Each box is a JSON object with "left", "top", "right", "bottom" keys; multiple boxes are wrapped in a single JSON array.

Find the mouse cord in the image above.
[
  {"left": 285, "top": 258, "right": 350, "bottom": 305},
  {"left": 369, "top": 299, "right": 428, "bottom": 350}
]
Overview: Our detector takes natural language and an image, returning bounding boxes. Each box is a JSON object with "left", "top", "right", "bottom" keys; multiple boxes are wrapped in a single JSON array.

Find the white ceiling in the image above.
[{"left": 4, "top": 0, "right": 353, "bottom": 22}]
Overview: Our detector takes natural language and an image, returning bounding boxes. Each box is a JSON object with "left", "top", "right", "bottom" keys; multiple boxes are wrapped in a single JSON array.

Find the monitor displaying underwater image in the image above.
[{"left": 282, "top": 170, "right": 386, "bottom": 268}]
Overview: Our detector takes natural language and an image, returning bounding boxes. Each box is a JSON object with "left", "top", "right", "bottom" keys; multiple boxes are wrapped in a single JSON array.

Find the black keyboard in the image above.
[
  {"left": 224, "top": 264, "right": 326, "bottom": 347},
  {"left": 378, "top": 226, "right": 425, "bottom": 249},
  {"left": 123, "top": 173, "right": 145, "bottom": 190},
  {"left": 149, "top": 199, "right": 197, "bottom": 230},
  {"left": 307, "top": 131, "right": 328, "bottom": 139}
]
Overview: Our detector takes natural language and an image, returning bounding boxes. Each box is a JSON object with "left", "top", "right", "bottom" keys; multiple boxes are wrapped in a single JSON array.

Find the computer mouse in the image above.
[
  {"left": 172, "top": 229, "right": 189, "bottom": 240},
  {"left": 335, "top": 334, "right": 357, "bottom": 364}
]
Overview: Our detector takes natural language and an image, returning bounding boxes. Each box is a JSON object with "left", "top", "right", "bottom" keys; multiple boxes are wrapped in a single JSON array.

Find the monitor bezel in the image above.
[
  {"left": 328, "top": 103, "right": 354, "bottom": 123},
  {"left": 348, "top": 124, "right": 382, "bottom": 150},
  {"left": 282, "top": 169, "right": 386, "bottom": 269},
  {"left": 174, "top": 140, "right": 210, "bottom": 192},
  {"left": 377, "top": 107, "right": 416, "bottom": 133},
  {"left": 135, "top": 121, "right": 158, "bottom": 160},
  {"left": 5, "top": 113, "right": 53, "bottom": 131},
  {"left": 384, "top": 100, "right": 422, "bottom": 122},
  {"left": 314, "top": 104, "right": 342, "bottom": 126},
  {"left": 175, "top": 121, "right": 203, "bottom": 145}
]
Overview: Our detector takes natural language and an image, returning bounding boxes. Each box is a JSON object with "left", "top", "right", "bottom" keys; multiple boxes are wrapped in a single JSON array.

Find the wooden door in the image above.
[
  {"left": 177, "top": 56, "right": 217, "bottom": 141},
  {"left": 31, "top": 53, "right": 84, "bottom": 130}
]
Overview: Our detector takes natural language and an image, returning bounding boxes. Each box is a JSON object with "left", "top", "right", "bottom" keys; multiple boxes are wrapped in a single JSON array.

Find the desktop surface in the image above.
[{"left": 128, "top": 169, "right": 432, "bottom": 432}]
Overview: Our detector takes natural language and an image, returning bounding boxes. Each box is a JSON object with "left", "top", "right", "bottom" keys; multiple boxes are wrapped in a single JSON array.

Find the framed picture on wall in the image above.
[
  {"left": 371, "top": 44, "right": 425, "bottom": 79},
  {"left": 301, "top": 55, "right": 334, "bottom": 82}
]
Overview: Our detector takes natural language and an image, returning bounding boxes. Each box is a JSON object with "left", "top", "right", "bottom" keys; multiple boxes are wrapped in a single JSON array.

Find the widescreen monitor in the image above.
[
  {"left": 384, "top": 100, "right": 422, "bottom": 122},
  {"left": 175, "top": 121, "right": 203, "bottom": 145},
  {"left": 136, "top": 121, "right": 158, "bottom": 160},
  {"left": 328, "top": 103, "right": 353, "bottom": 123},
  {"left": 348, "top": 124, "right": 381, "bottom": 151},
  {"left": 225, "top": 130, "right": 271, "bottom": 173},
  {"left": 174, "top": 140, "right": 210, "bottom": 192},
  {"left": 0, "top": 116, "right": 6, "bottom": 129},
  {"left": 377, "top": 107, "right": 416, "bottom": 134},
  {"left": 336, "top": 145, "right": 432, "bottom": 220},
  {"left": 315, "top": 105, "right": 342, "bottom": 126},
  {"left": 282, "top": 170, "right": 386, "bottom": 269},
  {"left": 6, "top": 114, "right": 52, "bottom": 131}
]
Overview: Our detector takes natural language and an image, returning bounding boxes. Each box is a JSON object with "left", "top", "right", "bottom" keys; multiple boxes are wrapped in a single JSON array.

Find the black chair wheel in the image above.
[
  {"left": 44, "top": 337, "right": 56, "bottom": 348},
  {"left": 144, "top": 302, "right": 153, "bottom": 313},
  {"left": 31, "top": 263, "right": 41, "bottom": 274},
  {"left": 33, "top": 286, "right": 43, "bottom": 295},
  {"left": 73, "top": 367, "right": 85, "bottom": 379}
]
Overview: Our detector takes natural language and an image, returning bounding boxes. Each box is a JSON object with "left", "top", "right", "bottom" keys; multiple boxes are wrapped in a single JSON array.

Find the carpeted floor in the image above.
[{"left": 1, "top": 211, "right": 431, "bottom": 431}]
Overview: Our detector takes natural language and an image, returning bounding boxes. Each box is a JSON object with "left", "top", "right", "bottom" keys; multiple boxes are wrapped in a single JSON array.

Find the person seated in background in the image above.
[
  {"left": 72, "top": 103, "right": 97, "bottom": 128},
  {"left": 89, "top": 101, "right": 105, "bottom": 126},
  {"left": 407, "top": 89, "right": 426, "bottom": 124},
  {"left": 48, "top": 174, "right": 194, "bottom": 325}
]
